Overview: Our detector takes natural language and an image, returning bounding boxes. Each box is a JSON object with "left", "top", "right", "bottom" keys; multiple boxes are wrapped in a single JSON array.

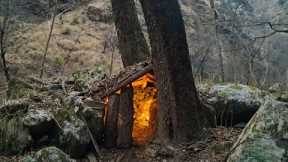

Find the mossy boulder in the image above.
[
  {"left": 80, "top": 98, "right": 104, "bottom": 142},
  {"left": 272, "top": 91, "right": 288, "bottom": 103},
  {"left": 199, "top": 83, "right": 265, "bottom": 126},
  {"left": 0, "top": 100, "right": 32, "bottom": 155},
  {"left": 23, "top": 109, "right": 58, "bottom": 140},
  {"left": 57, "top": 113, "right": 91, "bottom": 158},
  {"left": 227, "top": 98, "right": 288, "bottom": 162},
  {"left": 20, "top": 147, "right": 75, "bottom": 162}
]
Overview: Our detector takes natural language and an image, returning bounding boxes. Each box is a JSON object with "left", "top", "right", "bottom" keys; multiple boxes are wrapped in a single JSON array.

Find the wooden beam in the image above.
[
  {"left": 117, "top": 87, "right": 134, "bottom": 148},
  {"left": 104, "top": 94, "right": 120, "bottom": 148},
  {"left": 103, "top": 63, "right": 152, "bottom": 97}
]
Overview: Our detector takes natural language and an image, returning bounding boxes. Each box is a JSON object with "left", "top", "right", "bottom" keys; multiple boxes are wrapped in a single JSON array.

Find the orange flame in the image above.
[
  {"left": 104, "top": 73, "right": 158, "bottom": 145},
  {"left": 132, "top": 73, "right": 158, "bottom": 145}
]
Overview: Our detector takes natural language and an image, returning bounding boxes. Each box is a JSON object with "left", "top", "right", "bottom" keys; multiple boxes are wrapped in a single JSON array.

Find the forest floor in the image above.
[
  {"left": 99, "top": 127, "right": 242, "bottom": 162},
  {"left": 0, "top": 127, "right": 241, "bottom": 162}
]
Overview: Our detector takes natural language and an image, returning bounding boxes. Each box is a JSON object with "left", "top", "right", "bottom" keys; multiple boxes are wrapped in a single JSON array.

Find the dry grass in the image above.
[{"left": 6, "top": 2, "right": 122, "bottom": 79}]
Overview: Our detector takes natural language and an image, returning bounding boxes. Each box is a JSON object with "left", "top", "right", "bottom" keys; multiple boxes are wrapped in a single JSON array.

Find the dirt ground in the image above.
[
  {"left": 99, "top": 127, "right": 242, "bottom": 162},
  {"left": 0, "top": 128, "right": 241, "bottom": 162}
]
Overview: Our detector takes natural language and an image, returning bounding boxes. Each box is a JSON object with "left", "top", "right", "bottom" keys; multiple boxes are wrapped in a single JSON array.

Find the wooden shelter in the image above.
[{"left": 90, "top": 60, "right": 158, "bottom": 147}]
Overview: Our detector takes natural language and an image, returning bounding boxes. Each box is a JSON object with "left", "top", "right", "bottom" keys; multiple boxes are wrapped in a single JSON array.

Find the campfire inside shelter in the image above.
[
  {"left": 131, "top": 73, "right": 158, "bottom": 145},
  {"left": 103, "top": 70, "right": 159, "bottom": 145}
]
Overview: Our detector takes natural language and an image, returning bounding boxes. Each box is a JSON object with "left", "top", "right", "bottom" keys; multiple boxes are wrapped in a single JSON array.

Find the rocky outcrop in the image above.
[
  {"left": 20, "top": 147, "right": 75, "bottom": 162},
  {"left": 0, "top": 96, "right": 104, "bottom": 158},
  {"left": 23, "top": 109, "right": 58, "bottom": 140},
  {"left": 199, "top": 83, "right": 266, "bottom": 126},
  {"left": 86, "top": 2, "right": 112, "bottom": 22},
  {"left": 227, "top": 98, "right": 288, "bottom": 162}
]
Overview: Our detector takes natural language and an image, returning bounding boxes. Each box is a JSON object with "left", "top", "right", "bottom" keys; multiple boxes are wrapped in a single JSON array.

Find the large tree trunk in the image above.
[
  {"left": 140, "top": 0, "right": 208, "bottom": 143},
  {"left": 110, "top": 0, "right": 150, "bottom": 148},
  {"left": 111, "top": 0, "right": 149, "bottom": 67}
]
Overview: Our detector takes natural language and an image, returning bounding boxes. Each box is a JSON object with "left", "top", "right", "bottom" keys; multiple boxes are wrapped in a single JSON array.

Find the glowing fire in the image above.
[
  {"left": 132, "top": 73, "right": 158, "bottom": 145},
  {"left": 104, "top": 73, "right": 158, "bottom": 145}
]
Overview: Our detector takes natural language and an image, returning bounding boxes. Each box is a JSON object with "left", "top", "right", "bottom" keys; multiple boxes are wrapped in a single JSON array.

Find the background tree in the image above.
[
  {"left": 140, "top": 0, "right": 209, "bottom": 143},
  {"left": 39, "top": 0, "right": 58, "bottom": 79},
  {"left": 111, "top": 0, "right": 149, "bottom": 67},
  {"left": 0, "top": 0, "right": 14, "bottom": 82}
]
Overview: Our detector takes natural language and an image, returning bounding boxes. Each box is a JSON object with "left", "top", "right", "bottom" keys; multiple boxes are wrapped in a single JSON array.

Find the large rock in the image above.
[
  {"left": 227, "top": 98, "right": 288, "bottom": 162},
  {"left": 199, "top": 83, "right": 266, "bottom": 126},
  {"left": 23, "top": 109, "right": 58, "bottom": 140},
  {"left": 0, "top": 100, "right": 32, "bottom": 155},
  {"left": 57, "top": 115, "right": 91, "bottom": 158},
  {"left": 79, "top": 97, "right": 104, "bottom": 142},
  {"left": 20, "top": 147, "right": 75, "bottom": 162},
  {"left": 269, "top": 83, "right": 288, "bottom": 102}
]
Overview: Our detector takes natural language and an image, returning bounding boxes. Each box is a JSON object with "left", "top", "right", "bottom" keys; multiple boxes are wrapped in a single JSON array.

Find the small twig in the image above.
[
  {"left": 224, "top": 140, "right": 245, "bottom": 162},
  {"left": 61, "top": 78, "right": 68, "bottom": 95},
  {"left": 52, "top": 116, "right": 62, "bottom": 130}
]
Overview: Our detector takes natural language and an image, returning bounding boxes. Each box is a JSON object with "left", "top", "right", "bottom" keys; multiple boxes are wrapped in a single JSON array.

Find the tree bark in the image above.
[
  {"left": 110, "top": 0, "right": 151, "bottom": 148},
  {"left": 110, "top": 0, "right": 149, "bottom": 67},
  {"left": 0, "top": 5, "right": 10, "bottom": 82},
  {"left": 117, "top": 87, "right": 134, "bottom": 148},
  {"left": 140, "top": 0, "right": 208, "bottom": 143},
  {"left": 104, "top": 94, "right": 120, "bottom": 148},
  {"left": 209, "top": 0, "right": 225, "bottom": 82}
]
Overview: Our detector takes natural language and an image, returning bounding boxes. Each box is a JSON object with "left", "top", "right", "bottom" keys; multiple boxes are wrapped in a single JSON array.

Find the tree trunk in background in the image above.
[
  {"left": 111, "top": 0, "right": 150, "bottom": 67},
  {"left": 117, "top": 87, "right": 134, "bottom": 148},
  {"left": 110, "top": 0, "right": 150, "bottom": 148},
  {"left": 209, "top": 0, "right": 225, "bottom": 82},
  {"left": 0, "top": 2, "right": 11, "bottom": 82},
  {"left": 140, "top": 0, "right": 208, "bottom": 143}
]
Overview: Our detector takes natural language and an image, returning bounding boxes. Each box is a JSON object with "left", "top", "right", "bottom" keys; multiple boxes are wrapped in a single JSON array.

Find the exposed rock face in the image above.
[
  {"left": 199, "top": 83, "right": 266, "bottom": 126},
  {"left": 20, "top": 147, "right": 75, "bottom": 162},
  {"left": 4, "top": 0, "right": 91, "bottom": 20},
  {"left": 0, "top": 100, "right": 32, "bottom": 155},
  {"left": 227, "top": 98, "right": 288, "bottom": 162},
  {"left": 86, "top": 2, "right": 112, "bottom": 22}
]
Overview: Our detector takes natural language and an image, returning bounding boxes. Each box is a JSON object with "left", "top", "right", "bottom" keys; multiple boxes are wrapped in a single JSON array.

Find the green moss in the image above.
[
  {"left": 21, "top": 147, "right": 73, "bottom": 162},
  {"left": 218, "top": 91, "right": 227, "bottom": 97},
  {"left": 55, "top": 55, "right": 65, "bottom": 66},
  {"left": 0, "top": 116, "right": 31, "bottom": 155},
  {"left": 240, "top": 138, "right": 284, "bottom": 162},
  {"left": 20, "top": 156, "right": 37, "bottom": 162},
  {"left": 230, "top": 84, "right": 243, "bottom": 90},
  {"left": 53, "top": 108, "right": 74, "bottom": 126}
]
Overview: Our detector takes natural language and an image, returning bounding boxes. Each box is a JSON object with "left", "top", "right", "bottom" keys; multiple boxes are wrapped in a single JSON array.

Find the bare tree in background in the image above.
[
  {"left": 209, "top": 0, "right": 225, "bottom": 82},
  {"left": 39, "top": 0, "right": 58, "bottom": 79},
  {"left": 0, "top": 0, "right": 13, "bottom": 82}
]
